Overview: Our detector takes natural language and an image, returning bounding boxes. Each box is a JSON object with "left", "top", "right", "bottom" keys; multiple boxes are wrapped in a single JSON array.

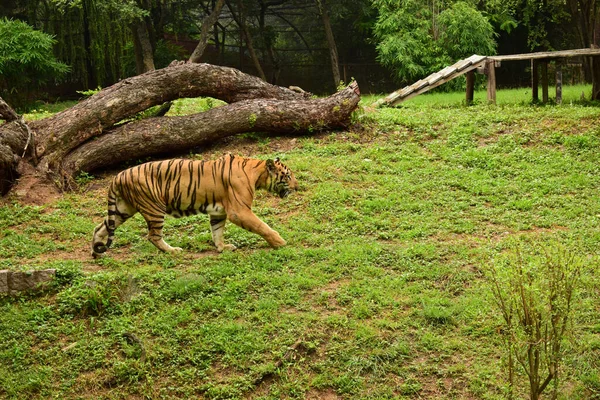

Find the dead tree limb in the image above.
[{"left": 31, "top": 63, "right": 309, "bottom": 176}]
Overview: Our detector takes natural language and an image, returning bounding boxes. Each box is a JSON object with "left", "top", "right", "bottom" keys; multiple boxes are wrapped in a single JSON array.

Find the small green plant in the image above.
[
  {"left": 57, "top": 274, "right": 124, "bottom": 316},
  {"left": 76, "top": 86, "right": 102, "bottom": 98},
  {"left": 74, "top": 171, "right": 95, "bottom": 186},
  {"left": 248, "top": 113, "right": 257, "bottom": 128},
  {"left": 488, "top": 239, "right": 583, "bottom": 400}
]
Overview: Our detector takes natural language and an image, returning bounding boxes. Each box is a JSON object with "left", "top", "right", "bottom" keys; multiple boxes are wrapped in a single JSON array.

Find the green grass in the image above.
[
  {"left": 1, "top": 86, "right": 600, "bottom": 399},
  {"left": 364, "top": 83, "right": 597, "bottom": 107}
]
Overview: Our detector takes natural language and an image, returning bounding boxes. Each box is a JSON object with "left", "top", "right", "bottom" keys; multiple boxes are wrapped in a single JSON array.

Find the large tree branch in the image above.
[
  {"left": 31, "top": 63, "right": 310, "bottom": 173},
  {"left": 60, "top": 82, "right": 360, "bottom": 176}
]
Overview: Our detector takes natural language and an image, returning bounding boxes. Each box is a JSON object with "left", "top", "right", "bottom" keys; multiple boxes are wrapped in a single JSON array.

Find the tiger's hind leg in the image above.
[
  {"left": 91, "top": 197, "right": 137, "bottom": 258},
  {"left": 209, "top": 215, "right": 237, "bottom": 252},
  {"left": 140, "top": 211, "right": 183, "bottom": 253}
]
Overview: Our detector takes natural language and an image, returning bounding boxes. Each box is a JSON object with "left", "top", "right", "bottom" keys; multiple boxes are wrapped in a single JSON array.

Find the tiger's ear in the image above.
[{"left": 266, "top": 159, "right": 276, "bottom": 172}]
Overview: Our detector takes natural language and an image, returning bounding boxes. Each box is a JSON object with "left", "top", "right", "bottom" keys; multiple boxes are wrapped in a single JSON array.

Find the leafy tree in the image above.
[
  {"left": 372, "top": 0, "right": 496, "bottom": 84},
  {"left": 438, "top": 2, "right": 497, "bottom": 61},
  {"left": 0, "top": 18, "right": 69, "bottom": 108}
]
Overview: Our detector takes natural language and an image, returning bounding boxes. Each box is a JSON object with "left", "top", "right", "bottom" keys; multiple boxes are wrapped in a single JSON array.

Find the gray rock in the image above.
[
  {"left": 8, "top": 271, "right": 34, "bottom": 291},
  {"left": 0, "top": 269, "right": 57, "bottom": 295},
  {"left": 33, "top": 269, "right": 56, "bottom": 285}
]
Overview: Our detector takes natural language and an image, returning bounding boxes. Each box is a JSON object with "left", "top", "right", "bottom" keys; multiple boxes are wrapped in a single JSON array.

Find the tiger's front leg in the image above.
[
  {"left": 227, "top": 210, "right": 286, "bottom": 249},
  {"left": 209, "top": 215, "right": 237, "bottom": 252}
]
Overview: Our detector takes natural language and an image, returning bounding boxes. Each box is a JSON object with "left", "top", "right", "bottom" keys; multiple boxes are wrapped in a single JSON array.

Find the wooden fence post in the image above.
[
  {"left": 486, "top": 60, "right": 496, "bottom": 105},
  {"left": 541, "top": 61, "right": 549, "bottom": 103},
  {"left": 466, "top": 70, "right": 475, "bottom": 105},
  {"left": 556, "top": 63, "right": 563, "bottom": 104},
  {"left": 531, "top": 59, "right": 539, "bottom": 102}
]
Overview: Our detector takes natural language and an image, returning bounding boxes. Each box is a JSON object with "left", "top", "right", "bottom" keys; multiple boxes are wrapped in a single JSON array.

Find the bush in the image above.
[
  {"left": 0, "top": 18, "right": 69, "bottom": 109},
  {"left": 488, "top": 238, "right": 583, "bottom": 400}
]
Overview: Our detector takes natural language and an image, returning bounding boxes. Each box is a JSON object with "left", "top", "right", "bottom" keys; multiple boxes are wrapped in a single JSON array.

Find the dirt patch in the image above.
[
  {"left": 5, "top": 162, "right": 61, "bottom": 205},
  {"left": 305, "top": 389, "right": 340, "bottom": 399}
]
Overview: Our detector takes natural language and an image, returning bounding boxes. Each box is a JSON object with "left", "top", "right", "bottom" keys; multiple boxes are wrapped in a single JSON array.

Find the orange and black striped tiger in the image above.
[{"left": 91, "top": 154, "right": 298, "bottom": 257}]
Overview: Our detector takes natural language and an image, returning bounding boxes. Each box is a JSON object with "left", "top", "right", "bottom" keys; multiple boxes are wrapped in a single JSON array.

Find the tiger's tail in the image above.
[{"left": 91, "top": 181, "right": 118, "bottom": 257}]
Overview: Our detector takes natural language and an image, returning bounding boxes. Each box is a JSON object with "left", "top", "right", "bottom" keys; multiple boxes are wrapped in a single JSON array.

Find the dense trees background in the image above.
[{"left": 0, "top": 0, "right": 599, "bottom": 108}]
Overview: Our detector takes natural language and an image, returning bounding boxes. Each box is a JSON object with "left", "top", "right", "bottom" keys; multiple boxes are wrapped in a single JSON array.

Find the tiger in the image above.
[{"left": 91, "top": 154, "right": 298, "bottom": 257}]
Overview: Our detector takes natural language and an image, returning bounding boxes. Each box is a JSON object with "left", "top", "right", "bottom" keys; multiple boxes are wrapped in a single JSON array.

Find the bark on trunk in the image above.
[
  {"left": 61, "top": 82, "right": 360, "bottom": 175},
  {"left": 0, "top": 98, "right": 30, "bottom": 195},
  {"left": 0, "top": 121, "right": 28, "bottom": 195},
  {"left": 189, "top": 0, "right": 227, "bottom": 63}
]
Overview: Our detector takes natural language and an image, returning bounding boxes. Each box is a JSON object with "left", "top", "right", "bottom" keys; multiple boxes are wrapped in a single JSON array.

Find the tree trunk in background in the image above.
[
  {"left": 258, "top": 2, "right": 280, "bottom": 83},
  {"left": 227, "top": 0, "right": 267, "bottom": 81},
  {"left": 566, "top": 0, "right": 598, "bottom": 85},
  {"left": 189, "top": 0, "right": 227, "bottom": 63},
  {"left": 132, "top": 19, "right": 156, "bottom": 74},
  {"left": 316, "top": 0, "right": 341, "bottom": 87},
  {"left": 82, "top": 0, "right": 97, "bottom": 88},
  {"left": 0, "top": 63, "right": 359, "bottom": 196}
]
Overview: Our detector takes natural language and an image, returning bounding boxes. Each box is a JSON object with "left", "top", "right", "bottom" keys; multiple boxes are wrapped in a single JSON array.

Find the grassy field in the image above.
[{"left": 1, "top": 86, "right": 600, "bottom": 399}]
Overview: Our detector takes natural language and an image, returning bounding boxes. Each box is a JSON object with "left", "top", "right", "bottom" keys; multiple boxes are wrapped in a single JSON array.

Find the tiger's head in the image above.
[{"left": 266, "top": 158, "right": 298, "bottom": 198}]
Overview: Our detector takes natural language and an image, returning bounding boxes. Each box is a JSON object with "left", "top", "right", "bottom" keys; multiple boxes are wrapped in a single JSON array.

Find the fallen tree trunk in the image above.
[
  {"left": 31, "top": 62, "right": 311, "bottom": 176},
  {"left": 0, "top": 63, "right": 359, "bottom": 197},
  {"left": 61, "top": 83, "right": 360, "bottom": 176},
  {"left": 0, "top": 97, "right": 33, "bottom": 195}
]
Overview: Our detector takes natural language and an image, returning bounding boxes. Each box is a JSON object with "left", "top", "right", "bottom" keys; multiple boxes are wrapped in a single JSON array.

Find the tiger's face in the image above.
[{"left": 267, "top": 158, "right": 298, "bottom": 198}]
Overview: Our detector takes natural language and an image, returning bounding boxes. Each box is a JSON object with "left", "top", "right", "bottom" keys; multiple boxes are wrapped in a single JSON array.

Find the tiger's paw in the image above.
[
  {"left": 271, "top": 239, "right": 286, "bottom": 249},
  {"left": 91, "top": 251, "right": 104, "bottom": 259},
  {"left": 268, "top": 235, "right": 286, "bottom": 249},
  {"left": 217, "top": 244, "right": 237, "bottom": 252}
]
